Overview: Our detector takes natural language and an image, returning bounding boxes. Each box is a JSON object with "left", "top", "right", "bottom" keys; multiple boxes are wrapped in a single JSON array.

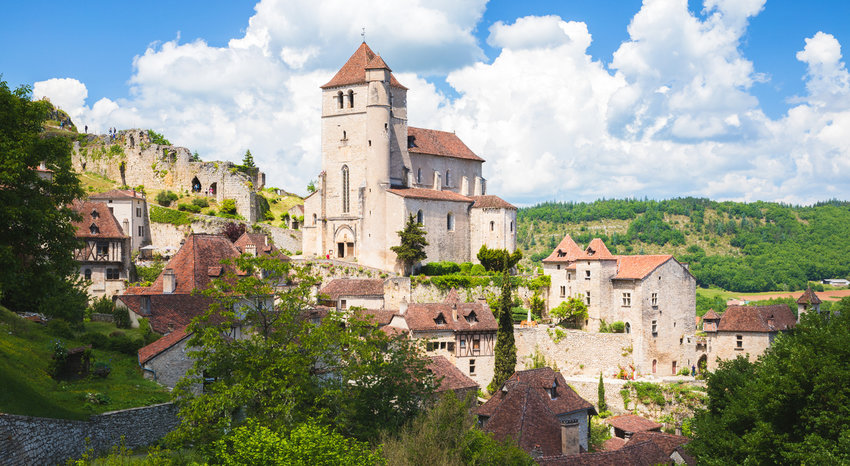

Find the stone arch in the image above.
[
  {"left": 624, "top": 322, "right": 631, "bottom": 334},
  {"left": 191, "top": 177, "right": 201, "bottom": 193},
  {"left": 348, "top": 89, "right": 354, "bottom": 108},
  {"left": 697, "top": 354, "right": 708, "bottom": 374},
  {"left": 334, "top": 225, "right": 356, "bottom": 259},
  {"left": 209, "top": 182, "right": 217, "bottom": 196}
]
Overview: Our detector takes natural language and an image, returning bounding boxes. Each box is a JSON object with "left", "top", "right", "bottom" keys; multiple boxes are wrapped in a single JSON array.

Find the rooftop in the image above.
[
  {"left": 718, "top": 304, "right": 796, "bottom": 333},
  {"left": 321, "top": 42, "right": 406, "bottom": 90},
  {"left": 318, "top": 278, "right": 385, "bottom": 301},
  {"left": 404, "top": 292, "right": 496, "bottom": 332},
  {"left": 71, "top": 200, "right": 128, "bottom": 239},
  {"left": 428, "top": 356, "right": 478, "bottom": 393},
  {"left": 605, "top": 414, "right": 662, "bottom": 434},
  {"left": 407, "top": 127, "right": 484, "bottom": 162},
  {"left": 138, "top": 325, "right": 189, "bottom": 364}
]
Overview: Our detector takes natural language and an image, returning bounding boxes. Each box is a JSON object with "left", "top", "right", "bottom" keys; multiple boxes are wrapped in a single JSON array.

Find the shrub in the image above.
[
  {"left": 136, "top": 262, "right": 164, "bottom": 283},
  {"left": 191, "top": 197, "right": 209, "bottom": 208},
  {"left": 81, "top": 331, "right": 107, "bottom": 349},
  {"left": 206, "top": 209, "right": 217, "bottom": 216},
  {"left": 470, "top": 264, "right": 486, "bottom": 275},
  {"left": 177, "top": 202, "right": 201, "bottom": 213},
  {"left": 678, "top": 367, "right": 692, "bottom": 376},
  {"left": 89, "top": 296, "right": 115, "bottom": 315},
  {"left": 459, "top": 262, "right": 472, "bottom": 274},
  {"left": 421, "top": 261, "right": 461, "bottom": 276},
  {"left": 108, "top": 333, "right": 143, "bottom": 355},
  {"left": 47, "top": 319, "right": 74, "bottom": 339},
  {"left": 149, "top": 205, "right": 193, "bottom": 226},
  {"left": 113, "top": 307, "right": 131, "bottom": 329},
  {"left": 155, "top": 190, "right": 179, "bottom": 207},
  {"left": 220, "top": 199, "right": 237, "bottom": 215},
  {"left": 263, "top": 210, "right": 275, "bottom": 221},
  {"left": 610, "top": 321, "right": 625, "bottom": 333}
]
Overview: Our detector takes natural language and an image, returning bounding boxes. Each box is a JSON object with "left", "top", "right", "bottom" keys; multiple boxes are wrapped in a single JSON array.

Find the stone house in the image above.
[
  {"left": 427, "top": 355, "right": 479, "bottom": 401},
  {"left": 318, "top": 278, "right": 385, "bottom": 310},
  {"left": 71, "top": 200, "right": 131, "bottom": 299},
  {"left": 302, "top": 42, "right": 516, "bottom": 272},
  {"left": 138, "top": 325, "right": 192, "bottom": 389},
  {"left": 88, "top": 189, "right": 150, "bottom": 253},
  {"left": 796, "top": 286, "right": 822, "bottom": 321},
  {"left": 701, "top": 304, "right": 796, "bottom": 371},
  {"left": 542, "top": 234, "right": 697, "bottom": 377},
  {"left": 477, "top": 367, "right": 597, "bottom": 456},
  {"left": 285, "top": 205, "right": 304, "bottom": 229},
  {"left": 233, "top": 231, "right": 283, "bottom": 258}
]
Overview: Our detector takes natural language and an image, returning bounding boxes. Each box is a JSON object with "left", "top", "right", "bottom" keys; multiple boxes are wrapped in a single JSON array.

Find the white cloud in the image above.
[{"left": 32, "top": 78, "right": 88, "bottom": 123}]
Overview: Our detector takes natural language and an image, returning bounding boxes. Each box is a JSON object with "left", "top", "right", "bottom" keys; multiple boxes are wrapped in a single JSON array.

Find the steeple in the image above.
[{"left": 321, "top": 42, "right": 406, "bottom": 90}]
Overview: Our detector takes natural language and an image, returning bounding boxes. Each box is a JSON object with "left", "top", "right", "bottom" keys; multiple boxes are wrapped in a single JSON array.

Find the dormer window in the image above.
[
  {"left": 547, "top": 379, "right": 559, "bottom": 399},
  {"left": 90, "top": 224, "right": 100, "bottom": 234},
  {"left": 434, "top": 313, "right": 447, "bottom": 325},
  {"left": 465, "top": 311, "right": 478, "bottom": 323},
  {"left": 407, "top": 135, "right": 416, "bottom": 148},
  {"left": 557, "top": 250, "right": 566, "bottom": 257},
  {"left": 91, "top": 210, "right": 99, "bottom": 219}
]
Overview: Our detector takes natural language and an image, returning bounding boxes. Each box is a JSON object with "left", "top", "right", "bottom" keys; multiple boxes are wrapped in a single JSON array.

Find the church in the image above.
[{"left": 303, "top": 43, "right": 516, "bottom": 273}]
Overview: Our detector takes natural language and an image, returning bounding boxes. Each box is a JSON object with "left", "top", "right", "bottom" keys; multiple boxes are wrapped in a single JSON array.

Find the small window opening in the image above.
[
  {"left": 337, "top": 91, "right": 344, "bottom": 109},
  {"left": 348, "top": 90, "right": 354, "bottom": 108}
]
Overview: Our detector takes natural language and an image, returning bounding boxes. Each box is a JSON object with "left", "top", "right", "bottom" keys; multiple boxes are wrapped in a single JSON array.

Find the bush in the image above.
[
  {"left": 47, "top": 319, "right": 75, "bottom": 339},
  {"left": 155, "top": 190, "right": 179, "bottom": 207},
  {"left": 81, "top": 331, "right": 108, "bottom": 349},
  {"left": 220, "top": 199, "right": 237, "bottom": 215},
  {"left": 113, "top": 307, "right": 131, "bottom": 329},
  {"left": 678, "top": 367, "right": 692, "bottom": 376},
  {"left": 108, "top": 333, "right": 143, "bottom": 355},
  {"left": 421, "top": 261, "right": 461, "bottom": 276},
  {"left": 191, "top": 197, "right": 209, "bottom": 208},
  {"left": 177, "top": 202, "right": 202, "bottom": 213},
  {"left": 136, "top": 262, "right": 164, "bottom": 283},
  {"left": 470, "top": 264, "right": 486, "bottom": 275},
  {"left": 263, "top": 210, "right": 275, "bottom": 221},
  {"left": 149, "top": 205, "right": 193, "bottom": 225},
  {"left": 88, "top": 296, "right": 115, "bottom": 315}
]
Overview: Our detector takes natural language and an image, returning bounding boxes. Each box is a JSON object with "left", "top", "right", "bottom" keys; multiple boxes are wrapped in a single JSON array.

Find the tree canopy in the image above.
[
  {"left": 688, "top": 298, "right": 850, "bottom": 464},
  {"left": 242, "top": 149, "right": 255, "bottom": 168},
  {"left": 0, "top": 80, "right": 87, "bottom": 320},
  {"left": 549, "top": 297, "right": 588, "bottom": 328},
  {"left": 391, "top": 214, "right": 428, "bottom": 276},
  {"left": 489, "top": 270, "right": 517, "bottom": 393},
  {"left": 477, "top": 245, "right": 522, "bottom": 272}
]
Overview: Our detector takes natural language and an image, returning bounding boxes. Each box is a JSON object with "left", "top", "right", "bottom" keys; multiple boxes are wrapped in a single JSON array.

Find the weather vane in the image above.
[{"left": 361, "top": 27, "right": 366, "bottom": 42}]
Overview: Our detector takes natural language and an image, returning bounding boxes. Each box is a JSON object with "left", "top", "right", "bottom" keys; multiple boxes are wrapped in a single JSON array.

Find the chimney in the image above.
[
  {"left": 163, "top": 268, "right": 176, "bottom": 293},
  {"left": 560, "top": 421, "right": 580, "bottom": 456},
  {"left": 246, "top": 244, "right": 257, "bottom": 257},
  {"left": 452, "top": 303, "right": 458, "bottom": 322}
]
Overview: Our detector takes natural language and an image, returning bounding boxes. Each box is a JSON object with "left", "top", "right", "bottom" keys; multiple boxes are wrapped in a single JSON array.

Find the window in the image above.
[
  {"left": 416, "top": 210, "right": 423, "bottom": 225},
  {"left": 417, "top": 168, "right": 422, "bottom": 184},
  {"left": 651, "top": 293, "right": 658, "bottom": 306},
  {"left": 465, "top": 311, "right": 478, "bottom": 323},
  {"left": 490, "top": 221, "right": 494, "bottom": 231},
  {"left": 736, "top": 335, "right": 743, "bottom": 349},
  {"left": 560, "top": 286, "right": 566, "bottom": 297},
  {"left": 439, "top": 341, "right": 446, "bottom": 350},
  {"left": 510, "top": 221, "right": 513, "bottom": 232},
  {"left": 585, "top": 270, "right": 591, "bottom": 280},
  {"left": 312, "top": 213, "right": 317, "bottom": 225},
  {"left": 136, "top": 207, "right": 142, "bottom": 217},
  {"left": 622, "top": 292, "right": 631, "bottom": 307},
  {"left": 337, "top": 91, "right": 343, "bottom": 109},
  {"left": 469, "top": 359, "right": 476, "bottom": 375},
  {"left": 625, "top": 322, "right": 631, "bottom": 334},
  {"left": 651, "top": 320, "right": 658, "bottom": 336},
  {"left": 90, "top": 224, "right": 100, "bottom": 235},
  {"left": 652, "top": 359, "right": 657, "bottom": 374},
  {"left": 459, "top": 339, "right": 466, "bottom": 351},
  {"left": 672, "top": 361, "right": 677, "bottom": 375},
  {"left": 557, "top": 265, "right": 561, "bottom": 270},
  {"left": 585, "top": 291, "right": 591, "bottom": 305},
  {"left": 434, "top": 314, "right": 447, "bottom": 325},
  {"left": 447, "top": 213, "right": 455, "bottom": 231},
  {"left": 447, "top": 342, "right": 455, "bottom": 352},
  {"left": 340, "top": 299, "right": 347, "bottom": 309},
  {"left": 472, "top": 336, "right": 480, "bottom": 352},
  {"left": 445, "top": 170, "right": 451, "bottom": 187},
  {"left": 347, "top": 90, "right": 354, "bottom": 108},
  {"left": 96, "top": 242, "right": 109, "bottom": 257},
  {"left": 341, "top": 165, "right": 349, "bottom": 213},
  {"left": 138, "top": 226, "right": 143, "bottom": 237},
  {"left": 91, "top": 209, "right": 99, "bottom": 219},
  {"left": 84, "top": 269, "right": 92, "bottom": 280},
  {"left": 106, "top": 268, "right": 119, "bottom": 280}
]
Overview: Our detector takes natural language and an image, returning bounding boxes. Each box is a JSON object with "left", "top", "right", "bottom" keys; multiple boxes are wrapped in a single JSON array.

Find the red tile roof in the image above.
[
  {"left": 481, "top": 378, "right": 565, "bottom": 457},
  {"left": 404, "top": 295, "right": 496, "bottom": 332},
  {"left": 603, "top": 436, "right": 627, "bottom": 451},
  {"left": 88, "top": 189, "right": 146, "bottom": 200},
  {"left": 354, "top": 308, "right": 398, "bottom": 326},
  {"left": 614, "top": 255, "right": 674, "bottom": 279},
  {"left": 628, "top": 431, "right": 690, "bottom": 457},
  {"left": 366, "top": 54, "right": 390, "bottom": 70},
  {"left": 232, "top": 232, "right": 286, "bottom": 258},
  {"left": 321, "top": 42, "right": 406, "bottom": 89},
  {"left": 428, "top": 356, "right": 478, "bottom": 393},
  {"left": 407, "top": 127, "right": 484, "bottom": 162},
  {"left": 796, "top": 287, "right": 822, "bottom": 305},
  {"left": 386, "top": 187, "right": 475, "bottom": 203},
  {"left": 578, "top": 238, "right": 615, "bottom": 260},
  {"left": 537, "top": 440, "right": 671, "bottom": 465},
  {"left": 118, "top": 294, "right": 215, "bottom": 334},
  {"left": 138, "top": 325, "right": 189, "bottom": 364},
  {"left": 605, "top": 414, "right": 662, "bottom": 434},
  {"left": 478, "top": 367, "right": 595, "bottom": 419},
  {"left": 702, "top": 309, "right": 720, "bottom": 320},
  {"left": 469, "top": 195, "right": 516, "bottom": 210},
  {"left": 543, "top": 234, "right": 584, "bottom": 264},
  {"left": 718, "top": 304, "right": 796, "bottom": 332},
  {"left": 318, "top": 278, "right": 385, "bottom": 301},
  {"left": 71, "top": 200, "right": 128, "bottom": 239}
]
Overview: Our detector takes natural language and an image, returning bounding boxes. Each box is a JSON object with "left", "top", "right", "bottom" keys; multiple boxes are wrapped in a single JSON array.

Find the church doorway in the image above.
[{"left": 334, "top": 227, "right": 355, "bottom": 259}]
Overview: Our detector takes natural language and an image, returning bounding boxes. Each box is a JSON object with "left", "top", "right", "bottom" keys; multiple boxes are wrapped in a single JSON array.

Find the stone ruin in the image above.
[{"left": 72, "top": 129, "right": 265, "bottom": 222}]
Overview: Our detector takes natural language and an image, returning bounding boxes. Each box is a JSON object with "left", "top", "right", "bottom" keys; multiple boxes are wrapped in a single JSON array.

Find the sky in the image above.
[{"left": 3, "top": 0, "right": 850, "bottom": 206}]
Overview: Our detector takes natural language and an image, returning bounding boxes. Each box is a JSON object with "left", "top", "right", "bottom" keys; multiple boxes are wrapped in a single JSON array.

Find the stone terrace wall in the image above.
[
  {"left": 149, "top": 215, "right": 302, "bottom": 255},
  {"left": 514, "top": 327, "right": 634, "bottom": 378},
  {"left": 0, "top": 403, "right": 177, "bottom": 466},
  {"left": 410, "top": 283, "right": 539, "bottom": 305}
]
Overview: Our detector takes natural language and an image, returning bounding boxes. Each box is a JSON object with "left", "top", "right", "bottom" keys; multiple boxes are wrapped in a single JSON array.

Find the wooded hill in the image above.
[{"left": 518, "top": 198, "right": 850, "bottom": 292}]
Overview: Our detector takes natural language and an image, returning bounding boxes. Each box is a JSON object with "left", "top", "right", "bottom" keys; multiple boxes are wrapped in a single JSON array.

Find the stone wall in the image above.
[
  {"left": 149, "top": 215, "right": 302, "bottom": 255},
  {"left": 0, "top": 403, "right": 178, "bottom": 465},
  {"left": 410, "top": 282, "right": 540, "bottom": 305},
  {"left": 514, "top": 327, "right": 634, "bottom": 378}
]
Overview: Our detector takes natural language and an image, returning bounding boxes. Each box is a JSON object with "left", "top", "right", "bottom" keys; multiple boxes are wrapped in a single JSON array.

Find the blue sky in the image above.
[{"left": 3, "top": 1, "right": 850, "bottom": 205}]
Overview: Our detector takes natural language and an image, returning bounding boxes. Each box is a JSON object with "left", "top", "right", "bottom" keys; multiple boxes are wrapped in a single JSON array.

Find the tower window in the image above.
[
  {"left": 348, "top": 90, "right": 354, "bottom": 108},
  {"left": 312, "top": 213, "right": 317, "bottom": 225},
  {"left": 416, "top": 210, "right": 423, "bottom": 225},
  {"left": 510, "top": 221, "right": 513, "bottom": 232},
  {"left": 490, "top": 221, "right": 494, "bottom": 231},
  {"left": 447, "top": 213, "right": 455, "bottom": 231},
  {"left": 445, "top": 170, "right": 451, "bottom": 187},
  {"left": 622, "top": 292, "right": 631, "bottom": 307},
  {"left": 417, "top": 168, "right": 422, "bottom": 184},
  {"left": 337, "top": 91, "right": 343, "bottom": 109},
  {"left": 585, "top": 291, "right": 591, "bottom": 305},
  {"left": 342, "top": 130, "right": 347, "bottom": 140},
  {"left": 341, "top": 165, "right": 350, "bottom": 213}
]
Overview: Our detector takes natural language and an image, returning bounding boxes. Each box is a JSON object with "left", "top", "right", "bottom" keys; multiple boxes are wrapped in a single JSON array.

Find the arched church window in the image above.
[
  {"left": 490, "top": 221, "right": 494, "bottom": 231},
  {"left": 417, "top": 210, "right": 423, "bottom": 225},
  {"left": 341, "top": 165, "right": 350, "bottom": 213},
  {"left": 447, "top": 212, "right": 455, "bottom": 231},
  {"left": 348, "top": 90, "right": 354, "bottom": 108},
  {"left": 337, "top": 91, "right": 344, "bottom": 109}
]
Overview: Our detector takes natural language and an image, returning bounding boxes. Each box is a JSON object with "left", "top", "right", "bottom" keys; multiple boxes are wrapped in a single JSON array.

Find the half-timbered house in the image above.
[{"left": 71, "top": 200, "right": 130, "bottom": 299}]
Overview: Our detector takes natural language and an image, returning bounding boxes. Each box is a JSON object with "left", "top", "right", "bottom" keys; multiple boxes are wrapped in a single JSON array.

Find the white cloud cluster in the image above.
[{"left": 31, "top": 0, "right": 850, "bottom": 204}]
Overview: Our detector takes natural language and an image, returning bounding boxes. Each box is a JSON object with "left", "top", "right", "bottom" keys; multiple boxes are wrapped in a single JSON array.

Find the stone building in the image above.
[
  {"left": 542, "top": 234, "right": 697, "bottom": 377},
  {"left": 700, "top": 304, "right": 795, "bottom": 371},
  {"left": 477, "top": 367, "right": 596, "bottom": 456},
  {"left": 71, "top": 200, "right": 131, "bottom": 299},
  {"left": 88, "top": 189, "right": 150, "bottom": 253},
  {"left": 427, "top": 355, "right": 479, "bottom": 401},
  {"left": 796, "top": 286, "right": 822, "bottom": 321},
  {"left": 303, "top": 42, "right": 516, "bottom": 272},
  {"left": 73, "top": 129, "right": 264, "bottom": 221}
]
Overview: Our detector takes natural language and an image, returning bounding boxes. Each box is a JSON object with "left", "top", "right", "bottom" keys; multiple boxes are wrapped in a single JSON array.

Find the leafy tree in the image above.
[
  {"left": 597, "top": 373, "right": 607, "bottom": 413},
  {"left": 306, "top": 179, "right": 317, "bottom": 193},
  {"left": 0, "top": 80, "right": 87, "bottom": 320},
  {"left": 146, "top": 129, "right": 171, "bottom": 145},
  {"left": 529, "top": 292, "right": 545, "bottom": 321},
  {"left": 489, "top": 270, "right": 517, "bottom": 393},
  {"left": 477, "top": 245, "right": 522, "bottom": 272},
  {"left": 242, "top": 149, "right": 255, "bottom": 168},
  {"left": 190, "top": 151, "right": 201, "bottom": 162},
  {"left": 549, "top": 297, "right": 588, "bottom": 329},
  {"left": 688, "top": 301, "right": 850, "bottom": 464},
  {"left": 170, "top": 254, "right": 435, "bottom": 447},
  {"left": 391, "top": 214, "right": 428, "bottom": 276},
  {"left": 220, "top": 199, "right": 238, "bottom": 215},
  {"left": 381, "top": 391, "right": 534, "bottom": 465}
]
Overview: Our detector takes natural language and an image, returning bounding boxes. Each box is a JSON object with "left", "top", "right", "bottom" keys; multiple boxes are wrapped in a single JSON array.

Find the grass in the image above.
[
  {"left": 258, "top": 188, "right": 303, "bottom": 227},
  {"left": 0, "top": 306, "right": 170, "bottom": 420},
  {"left": 79, "top": 171, "right": 118, "bottom": 193}
]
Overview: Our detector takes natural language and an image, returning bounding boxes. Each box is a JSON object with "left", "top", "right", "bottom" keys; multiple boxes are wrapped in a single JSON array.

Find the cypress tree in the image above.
[
  {"left": 597, "top": 373, "right": 608, "bottom": 413},
  {"left": 489, "top": 269, "right": 517, "bottom": 393}
]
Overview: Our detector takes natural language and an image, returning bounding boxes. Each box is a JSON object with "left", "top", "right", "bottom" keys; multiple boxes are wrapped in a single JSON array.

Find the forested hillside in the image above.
[{"left": 517, "top": 198, "right": 850, "bottom": 292}]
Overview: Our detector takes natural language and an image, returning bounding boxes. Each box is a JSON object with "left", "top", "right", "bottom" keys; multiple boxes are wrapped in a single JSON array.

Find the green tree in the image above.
[
  {"left": 597, "top": 373, "right": 607, "bottom": 413},
  {"left": 489, "top": 269, "right": 517, "bottom": 393},
  {"left": 242, "top": 149, "right": 255, "bottom": 168},
  {"left": 688, "top": 301, "right": 850, "bottom": 464},
  {"left": 549, "top": 297, "right": 588, "bottom": 329},
  {"left": 147, "top": 129, "right": 171, "bottom": 145},
  {"left": 477, "top": 245, "right": 522, "bottom": 272},
  {"left": 0, "top": 80, "right": 87, "bottom": 320},
  {"left": 390, "top": 214, "right": 428, "bottom": 276},
  {"left": 170, "top": 253, "right": 435, "bottom": 447}
]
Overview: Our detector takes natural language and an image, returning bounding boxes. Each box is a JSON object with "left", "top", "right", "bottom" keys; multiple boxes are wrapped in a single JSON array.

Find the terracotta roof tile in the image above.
[
  {"left": 366, "top": 54, "right": 390, "bottom": 70},
  {"left": 543, "top": 234, "right": 584, "bottom": 264},
  {"left": 118, "top": 294, "right": 215, "bottom": 334},
  {"left": 407, "top": 127, "right": 484, "bottom": 162},
  {"left": 354, "top": 308, "right": 398, "bottom": 326},
  {"left": 232, "top": 232, "right": 286, "bottom": 258},
  {"left": 321, "top": 42, "right": 406, "bottom": 89},
  {"left": 71, "top": 200, "right": 128, "bottom": 239},
  {"left": 428, "top": 356, "right": 478, "bottom": 393},
  {"left": 702, "top": 309, "right": 720, "bottom": 320},
  {"left": 718, "top": 304, "right": 796, "bottom": 332},
  {"left": 481, "top": 380, "right": 564, "bottom": 457},
  {"left": 469, "top": 195, "right": 516, "bottom": 210},
  {"left": 404, "top": 299, "right": 496, "bottom": 332},
  {"left": 477, "top": 368, "right": 595, "bottom": 419},
  {"left": 537, "top": 440, "right": 671, "bottom": 465},
  {"left": 318, "top": 278, "right": 385, "bottom": 301},
  {"left": 614, "top": 255, "right": 674, "bottom": 279},
  {"left": 628, "top": 431, "right": 690, "bottom": 457},
  {"left": 386, "top": 187, "right": 474, "bottom": 203},
  {"left": 796, "top": 287, "right": 822, "bottom": 305},
  {"left": 603, "top": 436, "right": 627, "bottom": 451},
  {"left": 88, "top": 189, "right": 146, "bottom": 200},
  {"left": 578, "top": 238, "right": 615, "bottom": 260},
  {"left": 605, "top": 414, "right": 662, "bottom": 434},
  {"left": 138, "top": 325, "right": 189, "bottom": 364}
]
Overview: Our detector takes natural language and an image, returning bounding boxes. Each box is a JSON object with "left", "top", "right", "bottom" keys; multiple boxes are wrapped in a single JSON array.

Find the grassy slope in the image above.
[{"left": 0, "top": 307, "right": 169, "bottom": 420}]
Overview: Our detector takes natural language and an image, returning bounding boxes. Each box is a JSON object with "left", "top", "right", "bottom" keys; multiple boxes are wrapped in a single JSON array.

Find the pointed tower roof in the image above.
[
  {"left": 542, "top": 234, "right": 583, "bottom": 264},
  {"left": 366, "top": 53, "right": 391, "bottom": 70},
  {"left": 579, "top": 238, "right": 615, "bottom": 260},
  {"left": 703, "top": 309, "right": 720, "bottom": 320},
  {"left": 321, "top": 42, "right": 407, "bottom": 90},
  {"left": 796, "top": 287, "right": 822, "bottom": 305}
]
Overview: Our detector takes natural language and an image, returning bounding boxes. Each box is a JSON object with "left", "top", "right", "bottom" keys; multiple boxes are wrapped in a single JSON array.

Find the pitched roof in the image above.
[
  {"left": 469, "top": 195, "right": 516, "bottom": 210},
  {"left": 386, "top": 187, "right": 475, "bottom": 203},
  {"left": 89, "top": 189, "right": 145, "bottom": 200},
  {"left": 614, "top": 255, "right": 674, "bottom": 279},
  {"left": 428, "top": 356, "right": 478, "bottom": 393},
  {"left": 138, "top": 325, "right": 189, "bottom": 364},
  {"left": 478, "top": 367, "right": 595, "bottom": 419},
  {"left": 232, "top": 232, "right": 285, "bottom": 258},
  {"left": 537, "top": 440, "right": 671, "bottom": 466},
  {"left": 321, "top": 42, "right": 407, "bottom": 89},
  {"left": 543, "top": 234, "right": 584, "bottom": 264},
  {"left": 354, "top": 308, "right": 398, "bottom": 326},
  {"left": 702, "top": 309, "right": 720, "bottom": 320},
  {"left": 318, "top": 278, "right": 385, "bottom": 301},
  {"left": 602, "top": 436, "right": 627, "bottom": 451},
  {"left": 796, "top": 287, "right": 822, "bottom": 305},
  {"left": 71, "top": 200, "right": 128, "bottom": 239},
  {"left": 117, "top": 293, "right": 215, "bottom": 334},
  {"left": 605, "top": 414, "right": 662, "bottom": 434},
  {"left": 404, "top": 296, "right": 497, "bottom": 332},
  {"left": 578, "top": 238, "right": 615, "bottom": 260},
  {"left": 407, "top": 127, "right": 484, "bottom": 162},
  {"left": 628, "top": 431, "right": 690, "bottom": 457},
  {"left": 718, "top": 304, "right": 796, "bottom": 333}
]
